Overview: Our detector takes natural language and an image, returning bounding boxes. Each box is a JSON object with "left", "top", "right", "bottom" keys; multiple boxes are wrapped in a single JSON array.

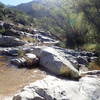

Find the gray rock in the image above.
[
  {"left": 0, "top": 21, "right": 4, "bottom": 29},
  {"left": 11, "top": 58, "right": 26, "bottom": 67},
  {"left": 1, "top": 49, "right": 19, "bottom": 56},
  {"left": 90, "top": 57, "right": 98, "bottom": 62},
  {"left": 80, "top": 70, "right": 100, "bottom": 76},
  {"left": 22, "top": 48, "right": 33, "bottom": 53},
  {"left": 86, "top": 52, "right": 95, "bottom": 57},
  {"left": 33, "top": 32, "right": 59, "bottom": 46},
  {"left": 32, "top": 46, "right": 79, "bottom": 78},
  {"left": 31, "top": 46, "right": 98, "bottom": 77},
  {"left": 4, "top": 29, "right": 33, "bottom": 38},
  {"left": 4, "top": 29, "right": 21, "bottom": 37},
  {"left": 53, "top": 46, "right": 97, "bottom": 67},
  {"left": 79, "top": 51, "right": 95, "bottom": 57},
  {"left": 76, "top": 56, "right": 88, "bottom": 65},
  {"left": 11, "top": 53, "right": 39, "bottom": 68},
  {"left": 79, "top": 75, "right": 100, "bottom": 100},
  {"left": 0, "top": 36, "right": 25, "bottom": 47},
  {"left": 3, "top": 22, "right": 14, "bottom": 29},
  {"left": 13, "top": 75, "right": 100, "bottom": 100}
]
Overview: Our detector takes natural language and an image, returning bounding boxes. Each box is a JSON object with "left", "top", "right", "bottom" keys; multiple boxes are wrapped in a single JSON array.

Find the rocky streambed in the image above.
[
  {"left": 0, "top": 45, "right": 99, "bottom": 100},
  {"left": 0, "top": 21, "right": 100, "bottom": 100},
  {"left": 0, "top": 55, "right": 46, "bottom": 100},
  {"left": 13, "top": 75, "right": 100, "bottom": 100}
]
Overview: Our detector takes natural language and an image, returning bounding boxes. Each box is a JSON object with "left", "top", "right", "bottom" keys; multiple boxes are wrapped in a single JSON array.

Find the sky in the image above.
[{"left": 0, "top": 0, "right": 33, "bottom": 6}]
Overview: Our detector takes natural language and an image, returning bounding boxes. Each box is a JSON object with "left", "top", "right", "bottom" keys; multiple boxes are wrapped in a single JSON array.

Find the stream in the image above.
[{"left": 0, "top": 56, "right": 46, "bottom": 99}]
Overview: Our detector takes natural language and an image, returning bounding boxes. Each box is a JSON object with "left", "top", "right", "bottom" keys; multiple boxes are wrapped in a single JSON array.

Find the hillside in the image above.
[
  {"left": 0, "top": 2, "right": 34, "bottom": 26},
  {"left": 13, "top": 0, "right": 78, "bottom": 47},
  {"left": 14, "top": 0, "right": 100, "bottom": 51},
  {"left": 0, "top": 0, "right": 100, "bottom": 52},
  {"left": 14, "top": 0, "right": 49, "bottom": 18}
]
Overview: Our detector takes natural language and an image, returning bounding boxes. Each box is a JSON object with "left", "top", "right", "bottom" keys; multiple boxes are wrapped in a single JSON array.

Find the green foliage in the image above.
[
  {"left": 32, "top": 0, "right": 99, "bottom": 50},
  {"left": 88, "top": 61, "right": 100, "bottom": 70},
  {"left": 25, "top": 0, "right": 88, "bottom": 48},
  {"left": 0, "top": 28, "right": 5, "bottom": 34},
  {"left": 83, "top": 44, "right": 97, "bottom": 51},
  {"left": 96, "top": 44, "right": 100, "bottom": 53},
  {"left": 0, "top": 2, "right": 4, "bottom": 8},
  {"left": 0, "top": 0, "right": 99, "bottom": 53},
  {"left": 18, "top": 49, "right": 25, "bottom": 57},
  {"left": 77, "top": 0, "right": 100, "bottom": 43},
  {"left": 0, "top": 3, "right": 34, "bottom": 26}
]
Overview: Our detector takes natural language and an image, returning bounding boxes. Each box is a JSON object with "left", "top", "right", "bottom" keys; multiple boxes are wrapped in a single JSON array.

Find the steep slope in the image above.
[
  {"left": 14, "top": 0, "right": 59, "bottom": 18},
  {"left": 12, "top": 0, "right": 100, "bottom": 52},
  {"left": 0, "top": 2, "right": 34, "bottom": 25},
  {"left": 13, "top": 0, "right": 68, "bottom": 42}
]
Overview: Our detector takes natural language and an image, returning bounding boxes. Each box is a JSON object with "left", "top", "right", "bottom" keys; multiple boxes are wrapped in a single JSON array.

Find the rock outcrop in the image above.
[
  {"left": 0, "top": 45, "right": 97, "bottom": 78},
  {"left": 0, "top": 45, "right": 98, "bottom": 78},
  {"left": 31, "top": 46, "right": 98, "bottom": 78},
  {"left": 32, "top": 46, "right": 79, "bottom": 78},
  {"left": 33, "top": 31, "right": 59, "bottom": 46},
  {"left": 11, "top": 53, "right": 39, "bottom": 68},
  {"left": 53, "top": 46, "right": 96, "bottom": 66},
  {"left": 4, "top": 29, "right": 33, "bottom": 38},
  {"left": 0, "top": 21, "right": 14, "bottom": 30},
  {"left": 0, "top": 36, "right": 25, "bottom": 47},
  {"left": 1, "top": 49, "right": 19, "bottom": 56},
  {"left": 13, "top": 74, "right": 100, "bottom": 100}
]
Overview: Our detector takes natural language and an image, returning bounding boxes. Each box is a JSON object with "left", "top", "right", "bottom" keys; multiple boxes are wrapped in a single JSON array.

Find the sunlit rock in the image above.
[
  {"left": 11, "top": 53, "right": 39, "bottom": 68},
  {"left": 13, "top": 75, "right": 100, "bottom": 100},
  {"left": 32, "top": 46, "right": 79, "bottom": 78}
]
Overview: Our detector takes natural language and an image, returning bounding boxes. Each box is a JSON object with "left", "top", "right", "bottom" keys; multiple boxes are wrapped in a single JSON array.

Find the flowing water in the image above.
[{"left": 0, "top": 56, "right": 46, "bottom": 99}]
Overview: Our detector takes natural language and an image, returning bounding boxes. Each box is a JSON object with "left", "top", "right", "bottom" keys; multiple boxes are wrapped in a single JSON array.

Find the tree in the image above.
[{"left": 77, "top": 0, "right": 100, "bottom": 43}]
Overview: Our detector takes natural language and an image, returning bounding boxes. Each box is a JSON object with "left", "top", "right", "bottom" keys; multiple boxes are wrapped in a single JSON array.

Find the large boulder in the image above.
[
  {"left": 32, "top": 46, "right": 79, "bottom": 78},
  {"left": 31, "top": 46, "right": 98, "bottom": 78},
  {"left": 0, "top": 36, "right": 25, "bottom": 47},
  {"left": 13, "top": 75, "right": 100, "bottom": 100}
]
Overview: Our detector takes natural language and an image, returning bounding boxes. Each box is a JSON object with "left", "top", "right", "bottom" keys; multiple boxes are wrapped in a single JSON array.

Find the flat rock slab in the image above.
[
  {"left": 13, "top": 75, "right": 100, "bottom": 100},
  {"left": 0, "top": 36, "right": 25, "bottom": 47}
]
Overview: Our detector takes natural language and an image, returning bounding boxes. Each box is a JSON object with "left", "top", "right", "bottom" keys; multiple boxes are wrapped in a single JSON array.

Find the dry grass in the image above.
[
  {"left": 83, "top": 44, "right": 96, "bottom": 51},
  {"left": 20, "top": 36, "right": 35, "bottom": 43},
  {"left": 88, "top": 61, "right": 100, "bottom": 70}
]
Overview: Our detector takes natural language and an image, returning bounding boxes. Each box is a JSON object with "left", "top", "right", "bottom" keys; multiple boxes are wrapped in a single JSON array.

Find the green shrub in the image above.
[
  {"left": 18, "top": 49, "right": 25, "bottom": 57},
  {"left": 83, "top": 44, "right": 97, "bottom": 51},
  {"left": 0, "top": 28, "right": 5, "bottom": 34}
]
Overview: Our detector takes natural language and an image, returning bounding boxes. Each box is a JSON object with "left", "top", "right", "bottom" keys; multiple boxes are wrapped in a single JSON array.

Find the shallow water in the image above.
[{"left": 0, "top": 56, "right": 46, "bottom": 96}]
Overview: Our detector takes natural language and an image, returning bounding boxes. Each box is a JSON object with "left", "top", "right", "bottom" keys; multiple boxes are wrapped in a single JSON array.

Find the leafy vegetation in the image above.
[
  {"left": 88, "top": 61, "right": 100, "bottom": 70},
  {"left": 0, "top": 0, "right": 100, "bottom": 54},
  {"left": 0, "top": 2, "right": 34, "bottom": 25},
  {"left": 14, "top": 0, "right": 99, "bottom": 51}
]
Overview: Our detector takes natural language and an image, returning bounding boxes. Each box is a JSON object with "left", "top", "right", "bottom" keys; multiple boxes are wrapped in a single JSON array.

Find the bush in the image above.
[
  {"left": 0, "top": 27, "right": 5, "bottom": 34},
  {"left": 83, "top": 44, "right": 97, "bottom": 51}
]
